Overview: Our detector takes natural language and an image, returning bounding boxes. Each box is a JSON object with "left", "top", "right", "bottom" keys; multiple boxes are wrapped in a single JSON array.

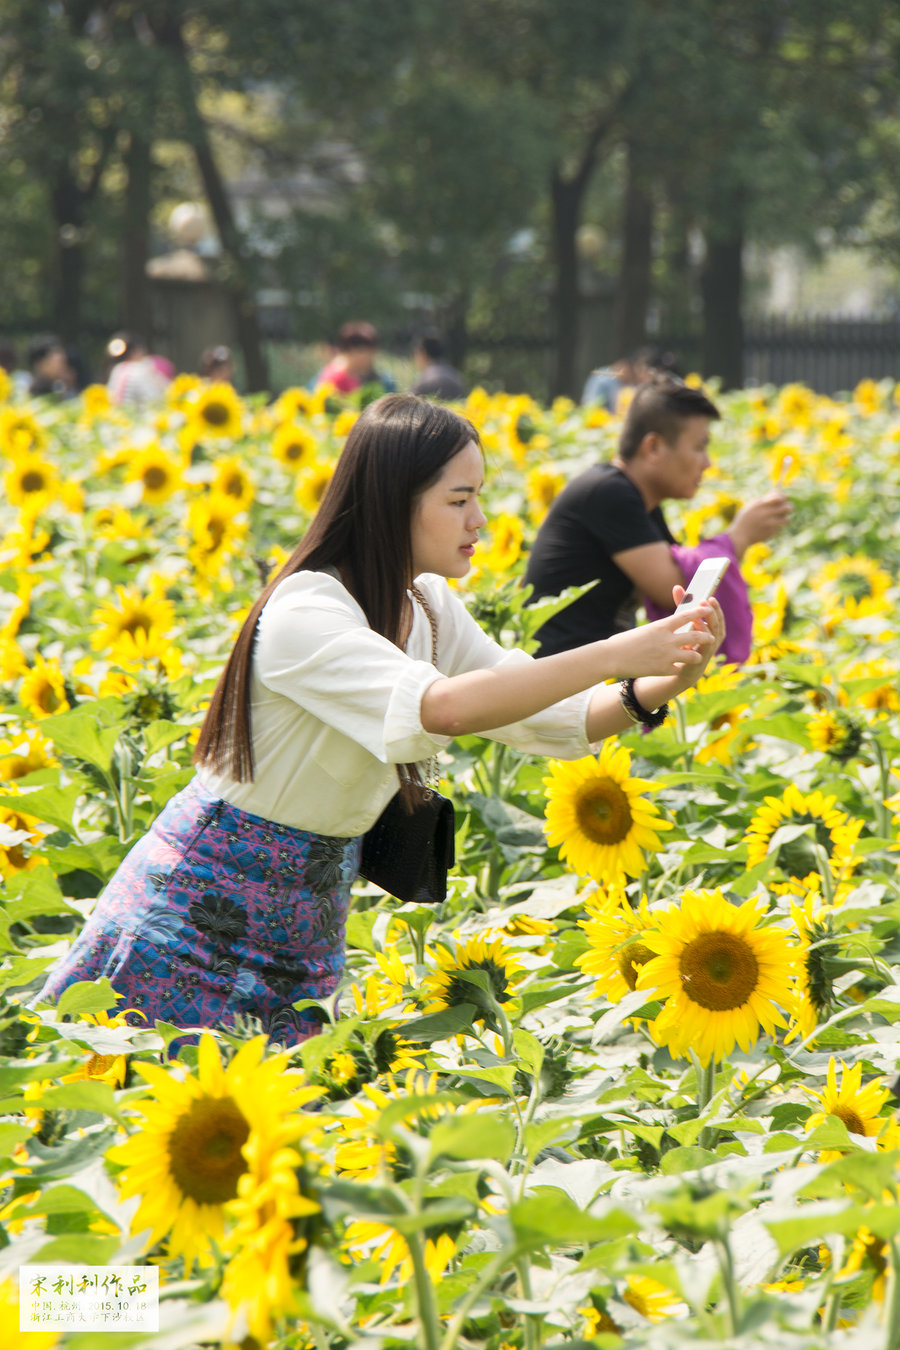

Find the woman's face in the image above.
[{"left": 410, "top": 440, "right": 486, "bottom": 579}]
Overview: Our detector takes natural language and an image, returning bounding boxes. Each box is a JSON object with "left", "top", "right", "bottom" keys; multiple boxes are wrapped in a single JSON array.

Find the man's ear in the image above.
[{"left": 636, "top": 431, "right": 664, "bottom": 462}]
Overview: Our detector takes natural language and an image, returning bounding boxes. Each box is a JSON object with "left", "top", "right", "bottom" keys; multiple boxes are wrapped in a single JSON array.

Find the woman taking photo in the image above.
[{"left": 37, "top": 394, "right": 723, "bottom": 1042}]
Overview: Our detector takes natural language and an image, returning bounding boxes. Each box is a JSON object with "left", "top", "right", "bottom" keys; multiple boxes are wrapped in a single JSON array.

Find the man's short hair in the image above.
[
  {"left": 337, "top": 321, "right": 378, "bottom": 351},
  {"left": 27, "top": 333, "right": 64, "bottom": 370},
  {"left": 618, "top": 374, "right": 720, "bottom": 461},
  {"left": 417, "top": 330, "right": 445, "bottom": 362}
]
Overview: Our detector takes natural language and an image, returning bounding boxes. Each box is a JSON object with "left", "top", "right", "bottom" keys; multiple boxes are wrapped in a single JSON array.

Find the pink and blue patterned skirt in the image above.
[{"left": 37, "top": 778, "right": 361, "bottom": 1044}]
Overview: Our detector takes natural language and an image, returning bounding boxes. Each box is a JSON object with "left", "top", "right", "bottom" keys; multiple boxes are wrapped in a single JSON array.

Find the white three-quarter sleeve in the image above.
[
  {"left": 416, "top": 576, "right": 595, "bottom": 759},
  {"left": 255, "top": 572, "right": 452, "bottom": 765}
]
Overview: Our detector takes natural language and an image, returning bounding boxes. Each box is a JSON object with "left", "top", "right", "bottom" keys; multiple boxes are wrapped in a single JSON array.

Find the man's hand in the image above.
[{"left": 728, "top": 491, "right": 792, "bottom": 558}]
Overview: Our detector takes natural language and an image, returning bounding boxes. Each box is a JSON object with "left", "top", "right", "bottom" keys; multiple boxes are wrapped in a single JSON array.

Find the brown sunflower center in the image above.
[
  {"left": 21, "top": 470, "right": 47, "bottom": 494},
  {"left": 85, "top": 1053, "right": 120, "bottom": 1080},
  {"left": 167, "top": 1094, "right": 250, "bottom": 1205},
  {"left": 117, "top": 609, "right": 154, "bottom": 638},
  {"left": 142, "top": 465, "right": 169, "bottom": 491},
  {"left": 284, "top": 441, "right": 304, "bottom": 461},
  {"left": 222, "top": 472, "right": 245, "bottom": 496},
  {"left": 616, "top": 940, "right": 655, "bottom": 991},
  {"left": 204, "top": 514, "right": 228, "bottom": 549},
  {"left": 832, "top": 1105, "right": 866, "bottom": 1136},
  {"left": 574, "top": 779, "right": 633, "bottom": 846},
  {"left": 679, "top": 930, "right": 759, "bottom": 1011},
  {"left": 35, "top": 680, "right": 64, "bottom": 714},
  {"left": 202, "top": 401, "right": 230, "bottom": 427}
]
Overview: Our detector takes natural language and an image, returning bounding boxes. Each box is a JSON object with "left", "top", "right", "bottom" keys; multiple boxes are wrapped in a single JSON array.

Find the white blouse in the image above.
[{"left": 197, "top": 570, "right": 598, "bottom": 836}]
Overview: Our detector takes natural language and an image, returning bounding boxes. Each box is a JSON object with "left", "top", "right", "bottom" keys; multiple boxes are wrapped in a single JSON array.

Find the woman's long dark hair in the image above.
[{"left": 193, "top": 393, "right": 480, "bottom": 783}]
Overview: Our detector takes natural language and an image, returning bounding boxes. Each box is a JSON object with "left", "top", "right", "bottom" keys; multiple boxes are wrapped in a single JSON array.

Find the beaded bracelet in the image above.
[{"left": 619, "top": 677, "right": 670, "bottom": 729}]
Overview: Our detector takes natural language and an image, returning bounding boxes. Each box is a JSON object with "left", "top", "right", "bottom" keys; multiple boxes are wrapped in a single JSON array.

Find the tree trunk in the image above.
[
  {"left": 550, "top": 167, "right": 584, "bottom": 401},
  {"left": 121, "top": 131, "right": 153, "bottom": 340},
  {"left": 700, "top": 215, "right": 744, "bottom": 389},
  {"left": 154, "top": 15, "right": 270, "bottom": 393},
  {"left": 613, "top": 149, "right": 654, "bottom": 356},
  {"left": 51, "top": 169, "right": 86, "bottom": 344}
]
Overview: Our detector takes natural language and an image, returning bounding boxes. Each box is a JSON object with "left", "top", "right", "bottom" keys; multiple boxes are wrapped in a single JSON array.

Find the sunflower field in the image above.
[{"left": 4, "top": 369, "right": 900, "bottom": 1349}]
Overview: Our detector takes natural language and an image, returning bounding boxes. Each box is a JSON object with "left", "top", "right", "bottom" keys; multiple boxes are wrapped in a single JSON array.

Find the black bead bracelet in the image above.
[{"left": 619, "top": 677, "right": 670, "bottom": 729}]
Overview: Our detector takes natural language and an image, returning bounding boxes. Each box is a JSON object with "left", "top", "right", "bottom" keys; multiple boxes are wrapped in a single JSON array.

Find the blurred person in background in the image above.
[
  {"left": 199, "top": 344, "right": 236, "bottom": 384},
  {"left": 27, "top": 333, "right": 77, "bottom": 399},
  {"left": 106, "top": 331, "right": 172, "bottom": 406},
  {"left": 581, "top": 346, "right": 680, "bottom": 412},
  {"left": 314, "top": 321, "right": 395, "bottom": 395},
  {"left": 410, "top": 329, "right": 466, "bottom": 401}
]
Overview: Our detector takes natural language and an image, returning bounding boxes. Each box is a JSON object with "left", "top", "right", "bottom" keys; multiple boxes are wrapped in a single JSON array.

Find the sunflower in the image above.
[
  {"left": 0, "top": 728, "right": 57, "bottom": 783},
  {"left": 543, "top": 742, "right": 673, "bottom": 884},
  {"left": 636, "top": 888, "right": 797, "bottom": 1066},
  {"left": 126, "top": 443, "right": 183, "bottom": 503},
  {"left": 580, "top": 1302, "right": 621, "bottom": 1337},
  {"left": 218, "top": 1055, "right": 324, "bottom": 1340},
  {"left": 840, "top": 1227, "right": 889, "bottom": 1301},
  {"left": 484, "top": 512, "right": 524, "bottom": 571},
  {"left": 272, "top": 421, "right": 317, "bottom": 470},
  {"left": 272, "top": 386, "right": 315, "bottom": 422},
  {"left": 108, "top": 1033, "right": 323, "bottom": 1276},
  {"left": 578, "top": 888, "right": 658, "bottom": 1003},
  {"left": 807, "top": 708, "right": 863, "bottom": 760},
  {"left": 165, "top": 372, "right": 201, "bottom": 412},
  {"left": 840, "top": 658, "right": 900, "bottom": 715},
  {"left": 211, "top": 455, "right": 255, "bottom": 508},
  {"left": 343, "top": 1220, "right": 456, "bottom": 1285},
  {"left": 423, "top": 933, "right": 524, "bottom": 1024},
  {"left": 527, "top": 466, "right": 565, "bottom": 523},
  {"left": 19, "top": 653, "right": 69, "bottom": 719},
  {"left": 742, "top": 783, "right": 863, "bottom": 890},
  {"left": 776, "top": 382, "right": 816, "bottom": 427},
  {"left": 91, "top": 503, "right": 146, "bottom": 541},
  {"left": 785, "top": 899, "right": 843, "bottom": 1044},
  {"left": 91, "top": 584, "right": 175, "bottom": 654},
  {"left": 79, "top": 382, "right": 112, "bottom": 419},
  {"left": 186, "top": 382, "right": 244, "bottom": 440},
  {"left": 853, "top": 377, "right": 883, "bottom": 415},
  {"left": 0, "top": 409, "right": 45, "bottom": 456},
  {"left": 811, "top": 554, "right": 893, "bottom": 624},
  {"left": 623, "top": 1274, "right": 683, "bottom": 1321},
  {"left": 0, "top": 1278, "right": 59, "bottom": 1350},
  {"left": 4, "top": 452, "right": 59, "bottom": 509},
  {"left": 0, "top": 807, "right": 46, "bottom": 877},
  {"left": 333, "top": 408, "right": 359, "bottom": 437},
  {"left": 186, "top": 492, "right": 247, "bottom": 589},
  {"left": 295, "top": 462, "right": 334, "bottom": 515},
  {"left": 805, "top": 1057, "right": 890, "bottom": 1158}
]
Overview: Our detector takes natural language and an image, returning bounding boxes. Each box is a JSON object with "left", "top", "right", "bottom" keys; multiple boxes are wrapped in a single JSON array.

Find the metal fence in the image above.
[{"left": 660, "top": 315, "right": 900, "bottom": 395}]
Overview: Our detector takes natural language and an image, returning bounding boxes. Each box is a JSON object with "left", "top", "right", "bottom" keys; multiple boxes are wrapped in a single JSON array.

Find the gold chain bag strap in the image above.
[{"left": 358, "top": 585, "right": 456, "bottom": 904}]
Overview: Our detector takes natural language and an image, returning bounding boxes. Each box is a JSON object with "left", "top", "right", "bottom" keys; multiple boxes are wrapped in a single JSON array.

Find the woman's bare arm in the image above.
[{"left": 420, "top": 601, "right": 717, "bottom": 739}]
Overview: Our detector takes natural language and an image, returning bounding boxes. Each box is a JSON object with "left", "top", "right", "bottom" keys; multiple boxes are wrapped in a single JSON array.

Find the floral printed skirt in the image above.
[{"left": 37, "top": 777, "right": 362, "bottom": 1044}]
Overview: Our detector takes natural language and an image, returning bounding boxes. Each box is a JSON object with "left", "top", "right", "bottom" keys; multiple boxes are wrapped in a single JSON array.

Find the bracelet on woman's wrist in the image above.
[{"left": 619, "top": 677, "right": 670, "bottom": 729}]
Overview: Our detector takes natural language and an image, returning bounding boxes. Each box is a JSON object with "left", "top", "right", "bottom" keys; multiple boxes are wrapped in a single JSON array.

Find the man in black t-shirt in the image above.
[{"left": 524, "top": 376, "right": 791, "bottom": 657}]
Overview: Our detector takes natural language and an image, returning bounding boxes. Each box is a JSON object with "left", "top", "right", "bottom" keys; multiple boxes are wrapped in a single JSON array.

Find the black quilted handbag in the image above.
[
  {"left": 358, "top": 585, "right": 454, "bottom": 904},
  {"left": 359, "top": 784, "right": 455, "bottom": 905}
]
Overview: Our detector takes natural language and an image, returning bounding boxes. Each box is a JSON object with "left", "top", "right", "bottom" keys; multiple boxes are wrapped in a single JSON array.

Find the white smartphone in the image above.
[{"left": 673, "top": 556, "right": 730, "bottom": 633}]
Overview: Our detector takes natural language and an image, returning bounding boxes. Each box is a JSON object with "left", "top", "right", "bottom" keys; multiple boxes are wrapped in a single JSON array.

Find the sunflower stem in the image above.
[
  {"left": 872, "top": 734, "right": 894, "bottom": 839},
  {"left": 438, "top": 1248, "right": 512, "bottom": 1350},
  {"left": 715, "top": 1234, "right": 741, "bottom": 1336},
  {"left": 407, "top": 1228, "right": 442, "bottom": 1350},
  {"left": 516, "top": 1254, "right": 541, "bottom": 1350},
  {"left": 885, "top": 1237, "right": 900, "bottom": 1350},
  {"left": 822, "top": 1278, "right": 842, "bottom": 1334}
]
